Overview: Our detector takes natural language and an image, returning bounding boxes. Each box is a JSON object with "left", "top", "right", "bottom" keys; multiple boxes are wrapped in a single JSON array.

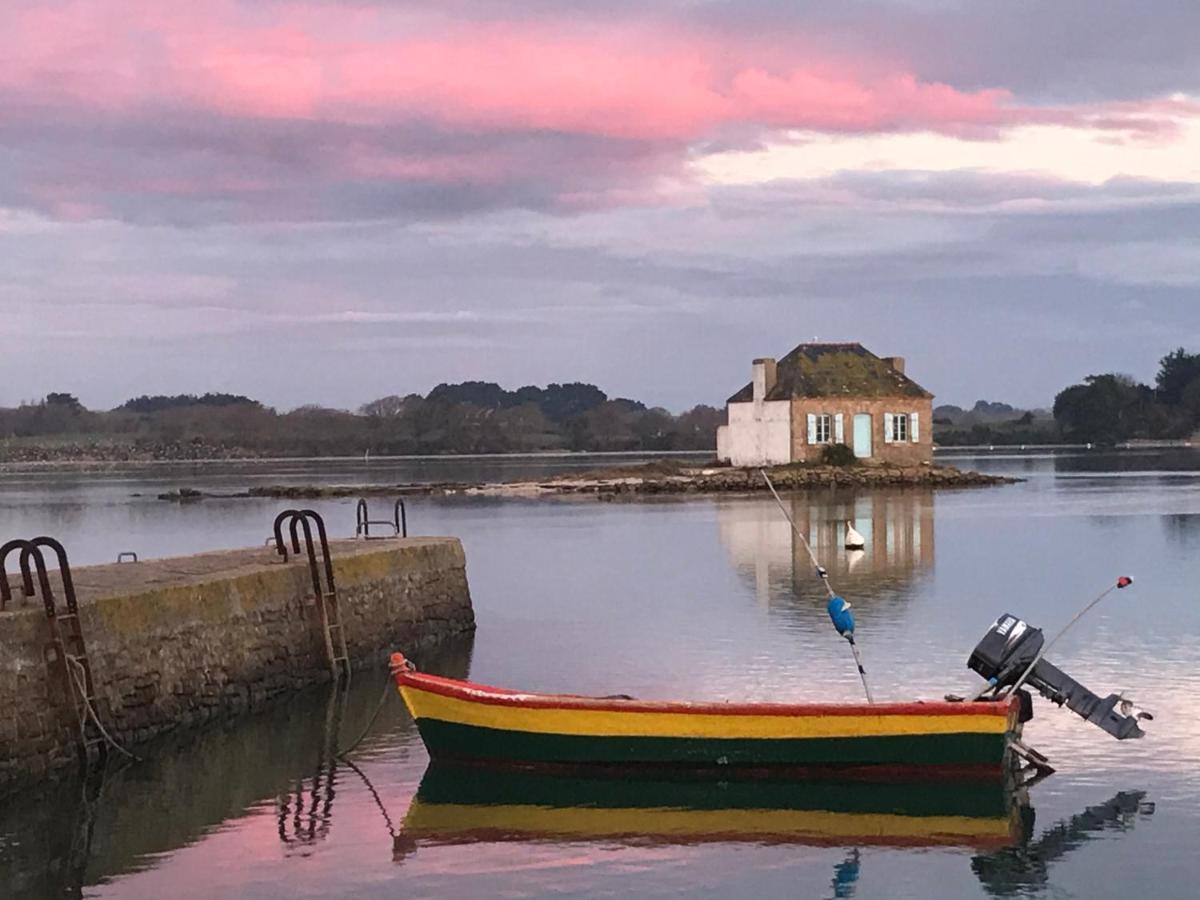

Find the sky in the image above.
[{"left": 3, "top": 0, "right": 1200, "bottom": 413}]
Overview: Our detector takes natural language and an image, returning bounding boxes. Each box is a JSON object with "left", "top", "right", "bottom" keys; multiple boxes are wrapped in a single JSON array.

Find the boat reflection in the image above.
[
  {"left": 396, "top": 763, "right": 1022, "bottom": 854},
  {"left": 397, "top": 765, "right": 1154, "bottom": 899},
  {"left": 717, "top": 489, "right": 935, "bottom": 607},
  {"left": 972, "top": 790, "right": 1154, "bottom": 897}
]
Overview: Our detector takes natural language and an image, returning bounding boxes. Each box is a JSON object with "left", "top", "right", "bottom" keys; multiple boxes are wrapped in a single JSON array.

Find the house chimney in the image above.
[
  {"left": 752, "top": 358, "right": 778, "bottom": 402},
  {"left": 884, "top": 356, "right": 905, "bottom": 374}
]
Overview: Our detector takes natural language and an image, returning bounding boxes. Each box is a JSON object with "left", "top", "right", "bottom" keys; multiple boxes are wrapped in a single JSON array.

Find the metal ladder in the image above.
[
  {"left": 273, "top": 510, "right": 351, "bottom": 683},
  {"left": 1, "top": 537, "right": 107, "bottom": 771},
  {"left": 355, "top": 498, "right": 408, "bottom": 539}
]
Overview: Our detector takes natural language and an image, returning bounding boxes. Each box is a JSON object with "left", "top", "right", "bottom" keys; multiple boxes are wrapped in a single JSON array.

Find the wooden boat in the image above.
[
  {"left": 395, "top": 763, "right": 1022, "bottom": 854},
  {"left": 391, "top": 653, "right": 1021, "bottom": 778}
]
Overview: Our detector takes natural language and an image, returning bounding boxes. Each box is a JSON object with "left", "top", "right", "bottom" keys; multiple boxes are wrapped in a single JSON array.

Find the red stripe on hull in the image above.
[{"left": 398, "top": 670, "right": 1017, "bottom": 720}]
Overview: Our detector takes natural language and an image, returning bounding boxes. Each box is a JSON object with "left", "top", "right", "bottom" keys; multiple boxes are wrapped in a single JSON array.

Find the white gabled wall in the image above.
[{"left": 719, "top": 400, "right": 792, "bottom": 466}]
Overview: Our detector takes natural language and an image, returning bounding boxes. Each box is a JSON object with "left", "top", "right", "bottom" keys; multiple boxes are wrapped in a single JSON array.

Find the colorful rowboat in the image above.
[
  {"left": 395, "top": 763, "right": 1022, "bottom": 853},
  {"left": 391, "top": 653, "right": 1021, "bottom": 778}
]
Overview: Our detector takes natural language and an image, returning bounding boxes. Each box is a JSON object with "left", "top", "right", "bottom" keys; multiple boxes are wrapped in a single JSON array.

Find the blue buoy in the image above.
[{"left": 827, "top": 595, "right": 855, "bottom": 637}]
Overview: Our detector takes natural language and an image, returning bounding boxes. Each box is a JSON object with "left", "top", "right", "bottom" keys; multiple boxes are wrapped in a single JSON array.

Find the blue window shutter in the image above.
[
  {"left": 834, "top": 413, "right": 844, "bottom": 444},
  {"left": 883, "top": 413, "right": 894, "bottom": 443},
  {"left": 807, "top": 413, "right": 817, "bottom": 444},
  {"left": 911, "top": 412, "right": 920, "bottom": 442}
]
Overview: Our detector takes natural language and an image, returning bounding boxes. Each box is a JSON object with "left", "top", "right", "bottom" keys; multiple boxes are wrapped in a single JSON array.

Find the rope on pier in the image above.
[{"left": 65, "top": 654, "right": 141, "bottom": 762}]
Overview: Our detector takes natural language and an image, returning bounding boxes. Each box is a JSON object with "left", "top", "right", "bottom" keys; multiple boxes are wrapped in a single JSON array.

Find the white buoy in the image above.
[{"left": 845, "top": 520, "right": 866, "bottom": 550}]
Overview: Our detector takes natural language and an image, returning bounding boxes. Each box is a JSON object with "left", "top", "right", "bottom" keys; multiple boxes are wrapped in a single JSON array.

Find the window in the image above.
[
  {"left": 885, "top": 412, "right": 920, "bottom": 443},
  {"left": 815, "top": 413, "right": 831, "bottom": 444},
  {"left": 809, "top": 412, "right": 847, "bottom": 444}
]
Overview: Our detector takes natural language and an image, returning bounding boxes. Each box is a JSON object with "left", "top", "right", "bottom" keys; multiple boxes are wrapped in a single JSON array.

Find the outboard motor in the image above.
[{"left": 968, "top": 614, "right": 1150, "bottom": 740}]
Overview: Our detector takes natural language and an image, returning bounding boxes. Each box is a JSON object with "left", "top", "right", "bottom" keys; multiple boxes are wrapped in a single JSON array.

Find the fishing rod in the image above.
[{"left": 761, "top": 470, "right": 874, "bottom": 704}]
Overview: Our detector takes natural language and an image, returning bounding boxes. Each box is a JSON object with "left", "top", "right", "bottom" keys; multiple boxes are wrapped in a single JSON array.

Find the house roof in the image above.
[{"left": 728, "top": 343, "right": 933, "bottom": 404}]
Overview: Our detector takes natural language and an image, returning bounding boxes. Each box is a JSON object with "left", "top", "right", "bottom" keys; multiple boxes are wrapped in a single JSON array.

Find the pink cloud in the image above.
[
  {"left": 0, "top": 0, "right": 1191, "bottom": 223},
  {"left": 0, "top": 1, "right": 1029, "bottom": 138}
]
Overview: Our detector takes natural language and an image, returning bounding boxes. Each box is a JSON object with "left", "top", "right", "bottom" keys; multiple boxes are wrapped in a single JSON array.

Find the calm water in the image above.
[{"left": 2, "top": 449, "right": 1199, "bottom": 898}]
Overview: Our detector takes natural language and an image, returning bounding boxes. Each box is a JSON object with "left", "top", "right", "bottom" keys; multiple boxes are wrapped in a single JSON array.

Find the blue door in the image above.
[{"left": 853, "top": 414, "right": 872, "bottom": 458}]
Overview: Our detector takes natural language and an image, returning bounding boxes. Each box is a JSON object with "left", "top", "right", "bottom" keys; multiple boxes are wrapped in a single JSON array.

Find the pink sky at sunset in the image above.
[
  {"left": 5, "top": 0, "right": 1192, "bottom": 212},
  {"left": 3, "top": 0, "right": 1200, "bottom": 410}
]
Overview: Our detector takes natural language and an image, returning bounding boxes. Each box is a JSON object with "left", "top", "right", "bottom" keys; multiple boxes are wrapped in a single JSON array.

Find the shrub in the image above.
[{"left": 820, "top": 443, "right": 857, "bottom": 467}]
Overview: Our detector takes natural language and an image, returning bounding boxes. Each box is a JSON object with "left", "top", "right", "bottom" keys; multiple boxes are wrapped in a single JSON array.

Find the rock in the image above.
[{"left": 157, "top": 488, "right": 205, "bottom": 502}]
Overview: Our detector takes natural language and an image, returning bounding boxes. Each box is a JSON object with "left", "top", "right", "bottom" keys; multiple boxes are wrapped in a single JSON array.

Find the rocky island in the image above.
[{"left": 156, "top": 460, "right": 1016, "bottom": 502}]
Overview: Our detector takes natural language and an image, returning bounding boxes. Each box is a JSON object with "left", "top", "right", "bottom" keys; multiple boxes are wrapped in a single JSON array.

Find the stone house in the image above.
[{"left": 715, "top": 343, "right": 934, "bottom": 467}]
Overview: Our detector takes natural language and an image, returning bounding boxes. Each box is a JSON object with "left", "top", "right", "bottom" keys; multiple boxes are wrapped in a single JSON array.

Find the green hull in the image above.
[
  {"left": 415, "top": 718, "right": 1010, "bottom": 770},
  {"left": 416, "top": 762, "right": 1015, "bottom": 817}
]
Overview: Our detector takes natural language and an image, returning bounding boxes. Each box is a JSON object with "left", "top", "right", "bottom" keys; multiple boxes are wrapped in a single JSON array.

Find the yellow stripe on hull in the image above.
[
  {"left": 400, "top": 685, "right": 1010, "bottom": 740},
  {"left": 404, "top": 802, "right": 1016, "bottom": 845}
]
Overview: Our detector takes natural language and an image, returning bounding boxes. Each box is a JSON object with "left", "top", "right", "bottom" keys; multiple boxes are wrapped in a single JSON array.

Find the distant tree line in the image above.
[
  {"left": 931, "top": 400, "right": 1060, "bottom": 446},
  {"left": 0, "top": 382, "right": 722, "bottom": 460},
  {"left": 8, "top": 349, "right": 1196, "bottom": 461},
  {"left": 1051, "top": 348, "right": 1200, "bottom": 444},
  {"left": 930, "top": 348, "right": 1200, "bottom": 447}
]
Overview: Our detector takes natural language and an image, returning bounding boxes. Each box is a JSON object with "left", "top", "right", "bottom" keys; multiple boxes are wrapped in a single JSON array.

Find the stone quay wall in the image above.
[{"left": 0, "top": 538, "right": 473, "bottom": 791}]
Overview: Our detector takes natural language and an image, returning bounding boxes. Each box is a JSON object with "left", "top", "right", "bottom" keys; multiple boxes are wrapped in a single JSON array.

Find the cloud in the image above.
[
  {"left": 2, "top": 0, "right": 1192, "bottom": 225},
  {"left": 2, "top": 2, "right": 1020, "bottom": 138},
  {"left": 4, "top": 2, "right": 1200, "bottom": 414}
]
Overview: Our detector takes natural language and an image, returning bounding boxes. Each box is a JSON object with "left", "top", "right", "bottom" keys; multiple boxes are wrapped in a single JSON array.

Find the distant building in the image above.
[{"left": 716, "top": 343, "right": 934, "bottom": 467}]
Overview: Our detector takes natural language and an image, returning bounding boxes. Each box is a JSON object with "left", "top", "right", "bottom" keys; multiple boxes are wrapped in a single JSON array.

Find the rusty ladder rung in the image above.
[
  {"left": 3, "top": 536, "right": 111, "bottom": 771},
  {"left": 274, "top": 510, "right": 352, "bottom": 683}
]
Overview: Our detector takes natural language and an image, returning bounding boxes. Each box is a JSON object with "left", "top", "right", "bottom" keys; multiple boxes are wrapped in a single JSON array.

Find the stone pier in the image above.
[{"left": 0, "top": 538, "right": 474, "bottom": 791}]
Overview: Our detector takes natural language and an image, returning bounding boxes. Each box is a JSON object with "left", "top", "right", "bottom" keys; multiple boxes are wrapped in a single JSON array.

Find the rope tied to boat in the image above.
[{"left": 335, "top": 654, "right": 414, "bottom": 759}]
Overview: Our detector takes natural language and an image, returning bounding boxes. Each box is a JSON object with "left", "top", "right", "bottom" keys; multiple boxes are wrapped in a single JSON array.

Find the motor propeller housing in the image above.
[{"left": 968, "top": 614, "right": 1150, "bottom": 740}]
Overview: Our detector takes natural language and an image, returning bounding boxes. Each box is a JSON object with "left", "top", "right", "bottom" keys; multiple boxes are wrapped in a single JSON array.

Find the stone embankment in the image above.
[
  {"left": 469, "top": 462, "right": 1016, "bottom": 497},
  {"left": 163, "top": 461, "right": 1015, "bottom": 501},
  {"left": 0, "top": 538, "right": 473, "bottom": 791}
]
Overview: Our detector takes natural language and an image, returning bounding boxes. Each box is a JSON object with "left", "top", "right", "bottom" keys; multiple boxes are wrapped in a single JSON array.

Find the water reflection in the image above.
[
  {"left": 1161, "top": 513, "right": 1200, "bottom": 546},
  {"left": 717, "top": 490, "right": 935, "bottom": 609},
  {"left": 971, "top": 791, "right": 1154, "bottom": 897},
  {"left": 276, "top": 690, "right": 344, "bottom": 855},
  {"left": 0, "top": 639, "right": 472, "bottom": 900},
  {"left": 398, "top": 764, "right": 1022, "bottom": 851},
  {"left": 399, "top": 764, "right": 1153, "bottom": 900}
]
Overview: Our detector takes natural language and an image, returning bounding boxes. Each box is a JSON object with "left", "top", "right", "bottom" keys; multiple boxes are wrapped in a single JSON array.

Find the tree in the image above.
[
  {"left": 359, "top": 394, "right": 420, "bottom": 417},
  {"left": 1156, "top": 348, "right": 1200, "bottom": 406},
  {"left": 1053, "top": 374, "right": 1158, "bottom": 444},
  {"left": 426, "top": 381, "right": 509, "bottom": 409},
  {"left": 116, "top": 393, "right": 257, "bottom": 413},
  {"left": 534, "top": 383, "right": 608, "bottom": 422},
  {"left": 45, "top": 392, "right": 83, "bottom": 409},
  {"left": 673, "top": 405, "right": 723, "bottom": 449}
]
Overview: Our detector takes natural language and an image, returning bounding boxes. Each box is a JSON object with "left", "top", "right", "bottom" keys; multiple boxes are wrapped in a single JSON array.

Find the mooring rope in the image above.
[
  {"left": 64, "top": 654, "right": 141, "bottom": 761},
  {"left": 339, "top": 755, "right": 398, "bottom": 839},
  {"left": 335, "top": 656, "right": 409, "bottom": 758}
]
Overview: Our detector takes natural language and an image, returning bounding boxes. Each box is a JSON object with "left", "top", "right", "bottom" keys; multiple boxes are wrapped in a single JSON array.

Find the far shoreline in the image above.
[{"left": 0, "top": 442, "right": 1191, "bottom": 475}]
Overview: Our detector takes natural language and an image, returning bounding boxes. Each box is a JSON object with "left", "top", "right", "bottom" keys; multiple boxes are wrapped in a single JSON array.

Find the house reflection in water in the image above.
[{"left": 717, "top": 489, "right": 936, "bottom": 608}]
